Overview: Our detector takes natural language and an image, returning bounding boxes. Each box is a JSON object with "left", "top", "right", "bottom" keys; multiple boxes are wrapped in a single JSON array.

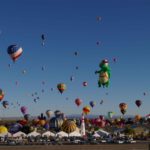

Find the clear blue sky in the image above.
[{"left": 0, "top": 0, "right": 150, "bottom": 117}]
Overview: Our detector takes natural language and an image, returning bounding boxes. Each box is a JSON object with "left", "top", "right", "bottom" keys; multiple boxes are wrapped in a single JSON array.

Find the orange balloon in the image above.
[{"left": 83, "top": 106, "right": 91, "bottom": 115}]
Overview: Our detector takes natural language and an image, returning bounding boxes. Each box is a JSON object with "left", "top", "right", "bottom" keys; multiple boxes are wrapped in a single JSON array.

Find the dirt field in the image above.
[{"left": 0, "top": 144, "right": 149, "bottom": 150}]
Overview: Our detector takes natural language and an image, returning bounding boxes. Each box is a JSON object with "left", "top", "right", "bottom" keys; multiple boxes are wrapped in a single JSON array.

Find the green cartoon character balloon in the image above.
[{"left": 95, "top": 59, "right": 111, "bottom": 87}]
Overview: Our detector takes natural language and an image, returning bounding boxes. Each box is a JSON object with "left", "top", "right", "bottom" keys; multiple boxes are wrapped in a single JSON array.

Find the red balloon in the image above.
[{"left": 75, "top": 98, "right": 82, "bottom": 107}]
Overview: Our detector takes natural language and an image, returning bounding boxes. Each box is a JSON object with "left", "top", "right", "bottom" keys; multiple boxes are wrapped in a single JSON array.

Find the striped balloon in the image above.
[
  {"left": 61, "top": 120, "right": 77, "bottom": 133},
  {"left": 7, "top": 44, "right": 23, "bottom": 62},
  {"left": 57, "top": 83, "right": 66, "bottom": 94}
]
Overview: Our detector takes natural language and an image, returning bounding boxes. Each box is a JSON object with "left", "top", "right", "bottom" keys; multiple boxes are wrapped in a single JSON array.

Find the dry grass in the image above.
[{"left": 0, "top": 144, "right": 149, "bottom": 150}]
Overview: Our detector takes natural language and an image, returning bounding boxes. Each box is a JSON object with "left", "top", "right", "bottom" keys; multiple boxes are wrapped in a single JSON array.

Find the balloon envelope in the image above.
[
  {"left": 2, "top": 101, "right": 9, "bottom": 108},
  {"left": 83, "top": 82, "right": 88, "bottom": 86},
  {"left": 89, "top": 101, "right": 96, "bottom": 108},
  {"left": 82, "top": 106, "right": 90, "bottom": 115},
  {"left": 135, "top": 100, "right": 142, "bottom": 108},
  {"left": 0, "top": 89, "right": 4, "bottom": 101},
  {"left": 7, "top": 44, "right": 23, "bottom": 62},
  {"left": 75, "top": 98, "right": 82, "bottom": 107},
  {"left": 20, "top": 106, "right": 27, "bottom": 115},
  {"left": 46, "top": 110, "right": 53, "bottom": 118},
  {"left": 57, "top": 83, "right": 66, "bottom": 94}
]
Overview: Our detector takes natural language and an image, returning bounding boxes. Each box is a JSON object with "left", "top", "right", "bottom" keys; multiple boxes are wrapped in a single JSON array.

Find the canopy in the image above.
[
  {"left": 92, "top": 132, "right": 100, "bottom": 138},
  {"left": 0, "top": 132, "right": 12, "bottom": 137},
  {"left": 13, "top": 131, "right": 27, "bottom": 137},
  {"left": 68, "top": 131, "right": 81, "bottom": 137},
  {"left": 56, "top": 131, "right": 68, "bottom": 137},
  {"left": 27, "top": 131, "right": 41, "bottom": 137},
  {"left": 42, "top": 131, "right": 55, "bottom": 137},
  {"left": 96, "top": 129, "right": 110, "bottom": 136}
]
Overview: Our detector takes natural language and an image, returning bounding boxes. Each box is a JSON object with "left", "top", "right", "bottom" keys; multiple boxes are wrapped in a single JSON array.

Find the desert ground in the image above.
[{"left": 0, "top": 144, "right": 149, "bottom": 150}]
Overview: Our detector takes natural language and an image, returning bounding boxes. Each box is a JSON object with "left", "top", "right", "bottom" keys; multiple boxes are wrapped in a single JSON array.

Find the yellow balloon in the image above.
[{"left": 0, "top": 126, "right": 8, "bottom": 134}]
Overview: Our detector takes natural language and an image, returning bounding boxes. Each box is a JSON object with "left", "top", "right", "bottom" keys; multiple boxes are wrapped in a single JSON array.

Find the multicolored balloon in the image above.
[
  {"left": 108, "top": 111, "right": 115, "bottom": 119},
  {"left": 82, "top": 106, "right": 91, "bottom": 115},
  {"left": 7, "top": 44, "right": 23, "bottom": 62},
  {"left": 57, "top": 83, "right": 66, "bottom": 94},
  {"left": 95, "top": 59, "right": 111, "bottom": 88},
  {"left": 119, "top": 103, "right": 128, "bottom": 115}
]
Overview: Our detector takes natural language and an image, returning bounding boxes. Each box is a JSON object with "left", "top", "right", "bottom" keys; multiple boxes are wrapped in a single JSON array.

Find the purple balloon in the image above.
[{"left": 20, "top": 106, "right": 27, "bottom": 115}]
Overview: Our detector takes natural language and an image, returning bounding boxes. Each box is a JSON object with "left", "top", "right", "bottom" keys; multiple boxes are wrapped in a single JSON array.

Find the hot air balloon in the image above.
[
  {"left": 61, "top": 120, "right": 77, "bottom": 133},
  {"left": 2, "top": 101, "right": 9, "bottom": 108},
  {"left": 33, "top": 99, "right": 37, "bottom": 103},
  {"left": 0, "top": 89, "right": 4, "bottom": 101},
  {"left": 108, "top": 111, "right": 115, "bottom": 119},
  {"left": 42, "top": 81, "right": 45, "bottom": 85},
  {"left": 41, "top": 66, "right": 45, "bottom": 71},
  {"left": 83, "top": 106, "right": 91, "bottom": 115},
  {"left": 49, "top": 117, "right": 64, "bottom": 131},
  {"left": 100, "top": 100, "right": 103, "bottom": 105},
  {"left": 119, "top": 103, "right": 128, "bottom": 110},
  {"left": 70, "top": 76, "right": 74, "bottom": 81},
  {"left": 96, "top": 16, "right": 102, "bottom": 21},
  {"left": 57, "top": 83, "right": 66, "bottom": 94},
  {"left": 75, "top": 66, "right": 79, "bottom": 70},
  {"left": 0, "top": 126, "right": 8, "bottom": 134},
  {"left": 74, "top": 51, "right": 78, "bottom": 56},
  {"left": 135, "top": 115, "right": 141, "bottom": 122},
  {"left": 22, "top": 70, "right": 26, "bottom": 74},
  {"left": 75, "top": 98, "right": 82, "bottom": 107},
  {"left": 9, "top": 123, "right": 22, "bottom": 134},
  {"left": 46, "top": 110, "right": 53, "bottom": 118},
  {"left": 24, "top": 114, "right": 30, "bottom": 121},
  {"left": 99, "top": 115, "right": 105, "bottom": 120},
  {"left": 8, "top": 64, "right": 11, "bottom": 68},
  {"left": 50, "top": 88, "right": 54, "bottom": 91},
  {"left": 113, "top": 58, "right": 117, "bottom": 63},
  {"left": 7, "top": 44, "right": 23, "bottom": 62},
  {"left": 119, "top": 103, "right": 128, "bottom": 115},
  {"left": 95, "top": 59, "right": 111, "bottom": 88},
  {"left": 89, "top": 101, "right": 96, "bottom": 108},
  {"left": 20, "top": 106, "right": 27, "bottom": 115},
  {"left": 83, "top": 81, "right": 88, "bottom": 87},
  {"left": 41, "top": 34, "right": 45, "bottom": 46},
  {"left": 96, "top": 41, "right": 101, "bottom": 45},
  {"left": 135, "top": 100, "right": 142, "bottom": 108},
  {"left": 54, "top": 110, "right": 63, "bottom": 118}
]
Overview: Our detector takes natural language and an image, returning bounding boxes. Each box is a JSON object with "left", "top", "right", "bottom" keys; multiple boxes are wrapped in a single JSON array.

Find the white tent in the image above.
[
  {"left": 69, "top": 131, "right": 81, "bottom": 137},
  {"left": 56, "top": 131, "right": 68, "bottom": 137},
  {"left": 27, "top": 131, "right": 41, "bottom": 137},
  {"left": 42, "top": 131, "right": 55, "bottom": 137},
  {"left": 13, "top": 131, "right": 27, "bottom": 138},
  {"left": 0, "top": 132, "right": 12, "bottom": 137},
  {"left": 96, "top": 129, "right": 110, "bottom": 137},
  {"left": 93, "top": 132, "right": 100, "bottom": 138}
]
